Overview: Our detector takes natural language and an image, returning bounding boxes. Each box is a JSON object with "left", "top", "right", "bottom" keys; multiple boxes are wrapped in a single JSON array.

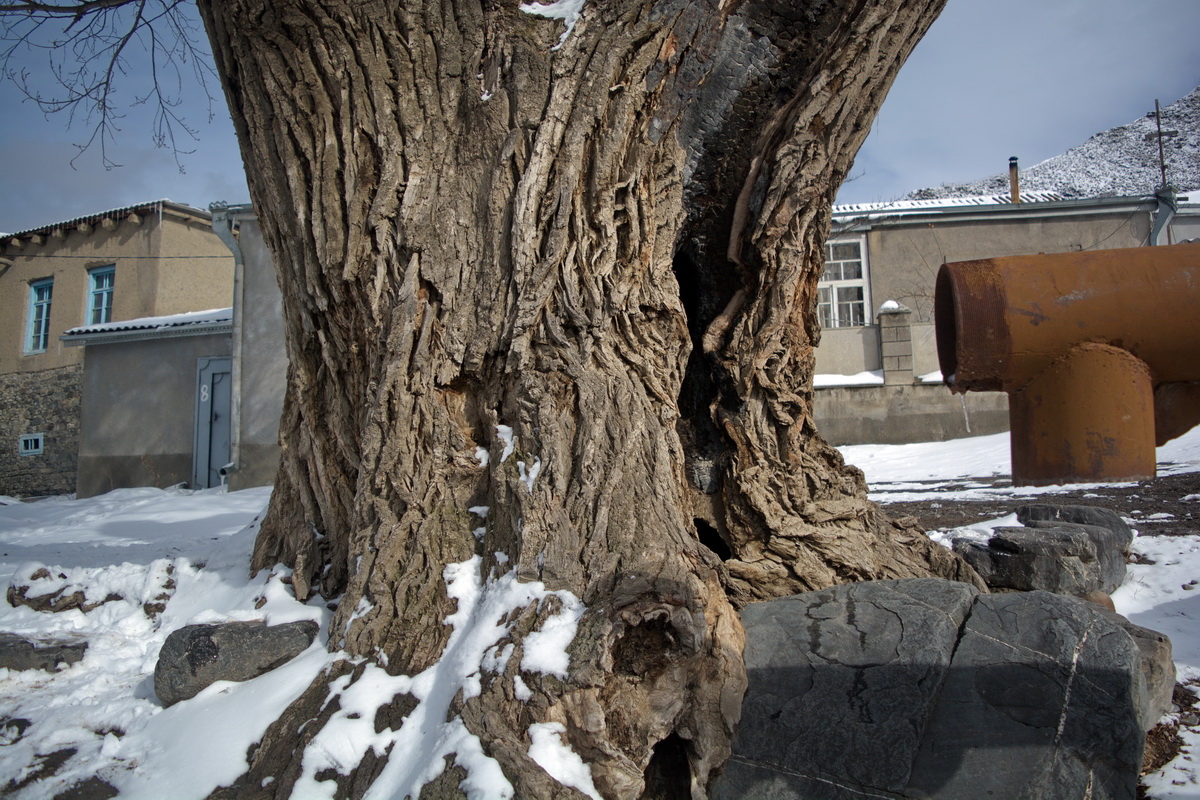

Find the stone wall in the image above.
[
  {"left": 0, "top": 365, "right": 82, "bottom": 497},
  {"left": 814, "top": 383, "right": 1009, "bottom": 446}
]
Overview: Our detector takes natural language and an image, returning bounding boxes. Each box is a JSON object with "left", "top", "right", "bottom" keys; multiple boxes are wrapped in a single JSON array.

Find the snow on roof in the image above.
[
  {"left": 62, "top": 308, "right": 233, "bottom": 345},
  {"left": 832, "top": 190, "right": 1068, "bottom": 218},
  {"left": 5, "top": 199, "right": 208, "bottom": 240},
  {"left": 814, "top": 370, "right": 885, "bottom": 388}
]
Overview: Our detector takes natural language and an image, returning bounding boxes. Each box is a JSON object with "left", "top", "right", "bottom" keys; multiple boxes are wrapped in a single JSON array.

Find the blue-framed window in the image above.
[
  {"left": 88, "top": 265, "right": 115, "bottom": 324},
  {"left": 26, "top": 278, "right": 53, "bottom": 353}
]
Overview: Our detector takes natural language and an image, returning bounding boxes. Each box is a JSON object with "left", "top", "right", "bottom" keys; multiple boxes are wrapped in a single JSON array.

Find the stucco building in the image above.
[{"left": 0, "top": 200, "right": 234, "bottom": 496}]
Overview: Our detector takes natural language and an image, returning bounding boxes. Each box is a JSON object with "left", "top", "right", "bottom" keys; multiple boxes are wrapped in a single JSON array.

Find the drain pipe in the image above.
[
  {"left": 935, "top": 242, "right": 1200, "bottom": 485},
  {"left": 210, "top": 202, "right": 248, "bottom": 487},
  {"left": 1151, "top": 186, "right": 1177, "bottom": 246}
]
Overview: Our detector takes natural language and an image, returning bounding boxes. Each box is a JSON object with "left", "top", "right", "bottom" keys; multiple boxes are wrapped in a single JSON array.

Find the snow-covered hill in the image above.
[{"left": 908, "top": 87, "right": 1200, "bottom": 200}]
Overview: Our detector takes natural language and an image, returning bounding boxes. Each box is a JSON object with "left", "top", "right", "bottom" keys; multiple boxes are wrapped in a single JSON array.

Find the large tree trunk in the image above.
[{"left": 198, "top": 0, "right": 974, "bottom": 796}]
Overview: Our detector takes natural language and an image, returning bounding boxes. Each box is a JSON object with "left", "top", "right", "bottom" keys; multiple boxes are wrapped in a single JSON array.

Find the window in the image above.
[
  {"left": 19, "top": 433, "right": 44, "bottom": 456},
  {"left": 26, "top": 278, "right": 53, "bottom": 353},
  {"left": 819, "top": 238, "right": 870, "bottom": 328},
  {"left": 88, "top": 265, "right": 115, "bottom": 324}
]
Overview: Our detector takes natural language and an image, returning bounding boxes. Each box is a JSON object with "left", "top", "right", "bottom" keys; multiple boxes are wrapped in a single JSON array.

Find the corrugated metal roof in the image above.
[
  {"left": 5, "top": 200, "right": 210, "bottom": 240},
  {"left": 832, "top": 191, "right": 1068, "bottom": 217},
  {"left": 61, "top": 308, "right": 233, "bottom": 346}
]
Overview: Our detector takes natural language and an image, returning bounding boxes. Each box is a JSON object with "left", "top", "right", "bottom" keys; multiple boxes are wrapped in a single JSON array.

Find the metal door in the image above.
[{"left": 193, "top": 357, "right": 233, "bottom": 489}]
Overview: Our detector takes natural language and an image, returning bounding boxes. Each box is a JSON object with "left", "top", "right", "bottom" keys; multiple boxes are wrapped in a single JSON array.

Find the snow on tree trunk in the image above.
[{"left": 198, "top": 0, "right": 974, "bottom": 796}]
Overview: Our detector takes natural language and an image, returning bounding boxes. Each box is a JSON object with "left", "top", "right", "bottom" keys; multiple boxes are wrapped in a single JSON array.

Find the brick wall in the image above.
[{"left": 0, "top": 365, "right": 82, "bottom": 497}]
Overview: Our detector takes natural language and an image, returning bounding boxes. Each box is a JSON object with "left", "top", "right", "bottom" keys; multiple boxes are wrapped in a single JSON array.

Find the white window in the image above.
[
  {"left": 88, "top": 265, "right": 115, "bottom": 324},
  {"left": 19, "top": 433, "right": 44, "bottom": 456},
  {"left": 26, "top": 278, "right": 53, "bottom": 353},
  {"left": 819, "top": 238, "right": 870, "bottom": 329}
]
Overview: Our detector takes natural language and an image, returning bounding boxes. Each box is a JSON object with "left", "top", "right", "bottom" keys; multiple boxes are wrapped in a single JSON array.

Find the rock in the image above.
[
  {"left": 954, "top": 525, "right": 1103, "bottom": 596},
  {"left": 7, "top": 567, "right": 123, "bottom": 614},
  {"left": 1098, "top": 610, "right": 1176, "bottom": 729},
  {"left": 1016, "top": 504, "right": 1134, "bottom": 549},
  {"left": 53, "top": 776, "right": 119, "bottom": 800},
  {"left": 1081, "top": 589, "right": 1116, "bottom": 611},
  {"left": 154, "top": 620, "right": 319, "bottom": 707},
  {"left": 0, "top": 718, "right": 31, "bottom": 745},
  {"left": 0, "top": 632, "right": 87, "bottom": 672},
  {"left": 714, "top": 580, "right": 1154, "bottom": 800},
  {"left": 1022, "top": 521, "right": 1129, "bottom": 592}
]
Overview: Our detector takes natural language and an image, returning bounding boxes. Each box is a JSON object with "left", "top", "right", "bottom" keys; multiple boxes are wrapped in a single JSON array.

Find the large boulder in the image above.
[
  {"left": 1015, "top": 504, "right": 1134, "bottom": 547},
  {"left": 953, "top": 503, "right": 1132, "bottom": 598},
  {"left": 154, "top": 620, "right": 319, "bottom": 707},
  {"left": 1101, "top": 611, "right": 1176, "bottom": 728},
  {"left": 0, "top": 632, "right": 87, "bottom": 672},
  {"left": 954, "top": 525, "right": 1103, "bottom": 596},
  {"left": 713, "top": 579, "right": 1158, "bottom": 800},
  {"left": 1017, "top": 504, "right": 1132, "bottom": 593}
]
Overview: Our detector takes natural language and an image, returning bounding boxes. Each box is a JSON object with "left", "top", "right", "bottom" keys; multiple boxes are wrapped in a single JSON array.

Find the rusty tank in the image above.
[{"left": 934, "top": 242, "right": 1200, "bottom": 486}]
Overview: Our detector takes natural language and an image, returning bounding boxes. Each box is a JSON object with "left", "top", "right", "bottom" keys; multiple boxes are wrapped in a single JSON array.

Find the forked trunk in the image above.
[{"left": 198, "top": 0, "right": 972, "bottom": 796}]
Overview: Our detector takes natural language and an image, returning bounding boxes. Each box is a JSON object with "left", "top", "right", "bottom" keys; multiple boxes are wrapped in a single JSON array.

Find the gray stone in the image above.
[
  {"left": 1098, "top": 610, "right": 1176, "bottom": 729},
  {"left": 0, "top": 365, "right": 82, "bottom": 498},
  {"left": 908, "top": 591, "right": 1145, "bottom": 799},
  {"left": 154, "top": 620, "right": 319, "bottom": 707},
  {"left": 955, "top": 525, "right": 1102, "bottom": 596},
  {"left": 0, "top": 632, "right": 87, "bottom": 671},
  {"left": 1020, "top": 520, "right": 1129, "bottom": 593},
  {"left": 1016, "top": 504, "right": 1134, "bottom": 550},
  {"left": 714, "top": 581, "right": 1152, "bottom": 800}
]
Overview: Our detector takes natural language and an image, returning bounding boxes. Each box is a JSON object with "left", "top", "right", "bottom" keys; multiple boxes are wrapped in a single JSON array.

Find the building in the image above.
[
  {"left": 208, "top": 203, "right": 288, "bottom": 492},
  {"left": 61, "top": 309, "right": 234, "bottom": 498},
  {"left": 209, "top": 191, "right": 1200, "bottom": 496},
  {"left": 814, "top": 190, "right": 1198, "bottom": 444},
  {"left": 0, "top": 200, "right": 234, "bottom": 496}
]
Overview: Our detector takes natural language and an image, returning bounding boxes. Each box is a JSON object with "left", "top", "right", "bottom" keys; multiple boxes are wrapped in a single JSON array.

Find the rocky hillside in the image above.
[{"left": 909, "top": 86, "right": 1200, "bottom": 200}]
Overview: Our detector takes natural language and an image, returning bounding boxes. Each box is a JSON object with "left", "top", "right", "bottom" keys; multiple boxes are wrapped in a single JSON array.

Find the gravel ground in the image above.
[{"left": 877, "top": 470, "right": 1200, "bottom": 537}]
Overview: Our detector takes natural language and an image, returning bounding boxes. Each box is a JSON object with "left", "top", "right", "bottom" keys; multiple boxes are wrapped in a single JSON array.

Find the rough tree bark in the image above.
[{"left": 197, "top": 0, "right": 976, "bottom": 796}]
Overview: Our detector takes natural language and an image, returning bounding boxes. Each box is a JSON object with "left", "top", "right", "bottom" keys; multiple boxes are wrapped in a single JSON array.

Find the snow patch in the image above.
[
  {"left": 496, "top": 425, "right": 516, "bottom": 464},
  {"left": 814, "top": 370, "right": 885, "bottom": 388},
  {"left": 519, "top": 0, "right": 586, "bottom": 49},
  {"left": 293, "top": 556, "right": 585, "bottom": 799},
  {"left": 518, "top": 458, "right": 542, "bottom": 494},
  {"left": 528, "top": 722, "right": 602, "bottom": 799}
]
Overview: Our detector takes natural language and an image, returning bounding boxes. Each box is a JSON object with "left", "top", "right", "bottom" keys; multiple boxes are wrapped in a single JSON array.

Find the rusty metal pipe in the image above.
[{"left": 935, "top": 242, "right": 1200, "bottom": 485}]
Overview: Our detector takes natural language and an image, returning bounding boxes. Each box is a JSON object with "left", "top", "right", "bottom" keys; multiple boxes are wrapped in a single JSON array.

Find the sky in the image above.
[{"left": 1, "top": 0, "right": 1198, "bottom": 233}]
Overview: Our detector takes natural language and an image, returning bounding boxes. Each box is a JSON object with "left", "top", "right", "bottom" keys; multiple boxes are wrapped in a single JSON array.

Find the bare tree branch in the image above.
[{"left": 0, "top": 0, "right": 217, "bottom": 170}]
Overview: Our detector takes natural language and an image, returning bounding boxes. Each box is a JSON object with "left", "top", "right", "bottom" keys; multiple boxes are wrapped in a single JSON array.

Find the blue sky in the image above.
[{"left": 1, "top": 0, "right": 1198, "bottom": 233}]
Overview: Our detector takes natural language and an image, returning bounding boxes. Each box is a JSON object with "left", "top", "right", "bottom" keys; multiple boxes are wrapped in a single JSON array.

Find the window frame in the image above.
[
  {"left": 19, "top": 433, "right": 45, "bottom": 456},
  {"left": 87, "top": 264, "right": 116, "bottom": 325},
  {"left": 819, "top": 236, "right": 872, "bottom": 329},
  {"left": 25, "top": 278, "right": 54, "bottom": 354}
]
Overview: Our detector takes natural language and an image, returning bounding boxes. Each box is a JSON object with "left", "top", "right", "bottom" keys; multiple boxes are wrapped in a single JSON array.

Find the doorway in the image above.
[{"left": 193, "top": 356, "right": 232, "bottom": 489}]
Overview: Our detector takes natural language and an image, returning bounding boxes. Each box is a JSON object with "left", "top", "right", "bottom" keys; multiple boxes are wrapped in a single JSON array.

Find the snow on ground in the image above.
[
  {"left": 0, "top": 425, "right": 586, "bottom": 799},
  {"left": 0, "top": 427, "right": 1198, "bottom": 797}
]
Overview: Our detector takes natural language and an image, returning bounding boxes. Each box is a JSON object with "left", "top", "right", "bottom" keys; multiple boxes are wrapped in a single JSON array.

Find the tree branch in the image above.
[{"left": 0, "top": 0, "right": 217, "bottom": 169}]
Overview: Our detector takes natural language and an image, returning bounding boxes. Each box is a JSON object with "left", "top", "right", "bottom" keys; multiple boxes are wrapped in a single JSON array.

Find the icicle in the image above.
[{"left": 960, "top": 394, "right": 972, "bottom": 434}]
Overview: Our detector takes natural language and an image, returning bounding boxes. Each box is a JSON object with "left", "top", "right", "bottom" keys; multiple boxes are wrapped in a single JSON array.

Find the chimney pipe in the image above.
[{"left": 1009, "top": 156, "right": 1020, "bottom": 203}]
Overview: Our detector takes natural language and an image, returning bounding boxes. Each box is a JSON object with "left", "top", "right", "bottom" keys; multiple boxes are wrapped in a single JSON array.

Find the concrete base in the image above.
[
  {"left": 814, "top": 383, "right": 1009, "bottom": 446},
  {"left": 227, "top": 442, "right": 281, "bottom": 491},
  {"left": 76, "top": 454, "right": 193, "bottom": 499}
]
